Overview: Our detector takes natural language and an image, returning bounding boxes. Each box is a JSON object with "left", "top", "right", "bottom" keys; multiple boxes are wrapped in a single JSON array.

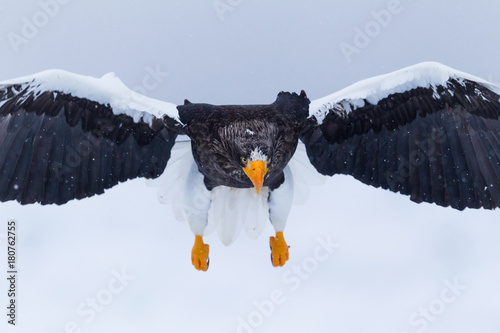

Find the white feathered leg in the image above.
[
  {"left": 183, "top": 163, "right": 211, "bottom": 235},
  {"left": 183, "top": 162, "right": 212, "bottom": 271},
  {"left": 268, "top": 166, "right": 294, "bottom": 232},
  {"left": 268, "top": 166, "right": 293, "bottom": 267}
]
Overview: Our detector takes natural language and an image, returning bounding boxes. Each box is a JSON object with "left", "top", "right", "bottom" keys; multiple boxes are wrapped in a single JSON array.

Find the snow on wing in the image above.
[
  {"left": 301, "top": 62, "right": 500, "bottom": 210},
  {"left": 0, "top": 70, "right": 180, "bottom": 205}
]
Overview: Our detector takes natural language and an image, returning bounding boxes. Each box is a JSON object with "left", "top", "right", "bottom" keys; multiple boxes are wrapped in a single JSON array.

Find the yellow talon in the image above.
[
  {"left": 191, "top": 235, "right": 209, "bottom": 271},
  {"left": 270, "top": 231, "right": 289, "bottom": 267}
]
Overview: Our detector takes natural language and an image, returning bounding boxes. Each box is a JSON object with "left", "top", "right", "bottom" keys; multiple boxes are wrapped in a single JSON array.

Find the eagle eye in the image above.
[{"left": 240, "top": 156, "right": 247, "bottom": 164}]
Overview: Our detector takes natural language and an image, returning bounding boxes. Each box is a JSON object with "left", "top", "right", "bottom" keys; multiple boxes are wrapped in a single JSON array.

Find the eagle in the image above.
[{"left": 0, "top": 62, "right": 499, "bottom": 271}]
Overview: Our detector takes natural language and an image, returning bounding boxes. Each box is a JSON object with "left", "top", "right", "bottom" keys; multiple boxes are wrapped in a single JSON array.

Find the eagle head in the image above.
[
  {"left": 212, "top": 120, "right": 285, "bottom": 193},
  {"left": 241, "top": 147, "right": 270, "bottom": 194}
]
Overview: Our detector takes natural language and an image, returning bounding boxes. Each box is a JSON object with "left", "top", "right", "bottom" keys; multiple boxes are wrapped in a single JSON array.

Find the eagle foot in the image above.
[
  {"left": 191, "top": 235, "right": 209, "bottom": 271},
  {"left": 269, "top": 231, "right": 289, "bottom": 267}
]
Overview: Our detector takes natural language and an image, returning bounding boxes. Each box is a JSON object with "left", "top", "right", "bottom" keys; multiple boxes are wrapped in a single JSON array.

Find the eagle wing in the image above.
[
  {"left": 301, "top": 62, "right": 500, "bottom": 210},
  {"left": 0, "top": 70, "right": 181, "bottom": 205}
]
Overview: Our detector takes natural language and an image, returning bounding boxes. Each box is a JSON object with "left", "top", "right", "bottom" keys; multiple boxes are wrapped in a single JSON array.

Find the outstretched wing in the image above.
[
  {"left": 0, "top": 70, "right": 182, "bottom": 205},
  {"left": 301, "top": 62, "right": 500, "bottom": 210}
]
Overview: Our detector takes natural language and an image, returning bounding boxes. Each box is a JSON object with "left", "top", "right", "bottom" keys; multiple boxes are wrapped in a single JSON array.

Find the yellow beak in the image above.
[{"left": 243, "top": 160, "right": 269, "bottom": 194}]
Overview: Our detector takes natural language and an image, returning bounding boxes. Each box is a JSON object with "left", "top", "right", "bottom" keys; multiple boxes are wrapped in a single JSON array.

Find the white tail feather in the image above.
[{"left": 210, "top": 186, "right": 270, "bottom": 245}]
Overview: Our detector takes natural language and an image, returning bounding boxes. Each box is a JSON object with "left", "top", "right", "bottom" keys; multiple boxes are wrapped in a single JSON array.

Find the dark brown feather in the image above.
[
  {"left": 0, "top": 84, "right": 178, "bottom": 205},
  {"left": 301, "top": 79, "right": 500, "bottom": 210}
]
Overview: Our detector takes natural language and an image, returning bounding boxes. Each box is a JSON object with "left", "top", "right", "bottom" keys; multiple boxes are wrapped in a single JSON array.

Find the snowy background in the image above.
[{"left": 1, "top": 1, "right": 500, "bottom": 332}]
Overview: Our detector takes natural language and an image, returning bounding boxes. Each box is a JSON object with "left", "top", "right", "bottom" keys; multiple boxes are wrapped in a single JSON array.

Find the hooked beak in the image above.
[{"left": 243, "top": 160, "right": 269, "bottom": 194}]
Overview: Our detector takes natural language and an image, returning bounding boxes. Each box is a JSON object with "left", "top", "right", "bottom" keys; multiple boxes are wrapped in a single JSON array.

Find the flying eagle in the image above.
[{"left": 1, "top": 62, "right": 499, "bottom": 271}]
